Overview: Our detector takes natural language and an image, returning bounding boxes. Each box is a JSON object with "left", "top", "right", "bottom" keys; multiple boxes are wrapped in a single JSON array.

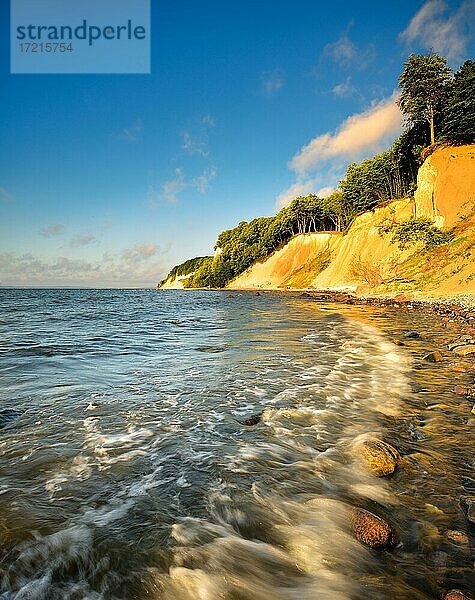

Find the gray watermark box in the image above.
[{"left": 11, "top": 0, "right": 150, "bottom": 74}]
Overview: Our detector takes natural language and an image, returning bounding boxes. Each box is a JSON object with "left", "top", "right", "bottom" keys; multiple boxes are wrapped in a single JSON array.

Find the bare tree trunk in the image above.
[{"left": 429, "top": 104, "right": 435, "bottom": 145}]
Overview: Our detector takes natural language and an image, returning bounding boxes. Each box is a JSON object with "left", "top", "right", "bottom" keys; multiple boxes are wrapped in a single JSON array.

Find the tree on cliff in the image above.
[
  {"left": 398, "top": 53, "right": 452, "bottom": 145},
  {"left": 441, "top": 60, "right": 475, "bottom": 144}
]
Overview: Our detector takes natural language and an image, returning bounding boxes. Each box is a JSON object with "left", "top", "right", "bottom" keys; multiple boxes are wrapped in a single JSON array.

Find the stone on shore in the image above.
[
  {"left": 405, "top": 331, "right": 421, "bottom": 339},
  {"left": 442, "top": 590, "right": 470, "bottom": 600},
  {"left": 356, "top": 439, "right": 400, "bottom": 477},
  {"left": 453, "top": 344, "right": 475, "bottom": 356},
  {"left": 350, "top": 507, "right": 396, "bottom": 549},
  {"left": 446, "top": 530, "right": 469, "bottom": 544},
  {"left": 423, "top": 351, "right": 444, "bottom": 362}
]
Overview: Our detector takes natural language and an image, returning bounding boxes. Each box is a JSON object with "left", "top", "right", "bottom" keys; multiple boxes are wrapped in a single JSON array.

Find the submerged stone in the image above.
[
  {"left": 459, "top": 496, "right": 475, "bottom": 524},
  {"left": 350, "top": 507, "right": 396, "bottom": 549},
  {"left": 356, "top": 439, "right": 400, "bottom": 477}
]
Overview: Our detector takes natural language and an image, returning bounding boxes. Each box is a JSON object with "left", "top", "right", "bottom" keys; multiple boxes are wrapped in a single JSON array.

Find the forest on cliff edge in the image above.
[{"left": 161, "top": 54, "right": 475, "bottom": 289}]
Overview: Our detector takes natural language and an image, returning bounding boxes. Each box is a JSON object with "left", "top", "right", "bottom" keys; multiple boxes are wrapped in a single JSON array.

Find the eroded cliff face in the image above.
[{"left": 229, "top": 145, "right": 475, "bottom": 301}]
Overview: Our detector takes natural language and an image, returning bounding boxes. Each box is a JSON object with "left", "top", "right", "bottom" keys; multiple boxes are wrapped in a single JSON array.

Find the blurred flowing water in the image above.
[{"left": 0, "top": 289, "right": 472, "bottom": 600}]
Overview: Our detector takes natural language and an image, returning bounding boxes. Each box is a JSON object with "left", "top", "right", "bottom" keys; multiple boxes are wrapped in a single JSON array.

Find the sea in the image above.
[{"left": 0, "top": 288, "right": 473, "bottom": 599}]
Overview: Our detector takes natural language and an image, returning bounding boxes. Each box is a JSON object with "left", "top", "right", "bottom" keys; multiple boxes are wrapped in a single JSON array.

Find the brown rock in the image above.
[
  {"left": 454, "top": 345, "right": 475, "bottom": 356},
  {"left": 446, "top": 530, "right": 469, "bottom": 544},
  {"left": 442, "top": 590, "right": 470, "bottom": 600},
  {"left": 424, "top": 351, "right": 444, "bottom": 362},
  {"left": 454, "top": 385, "right": 470, "bottom": 395},
  {"left": 350, "top": 507, "right": 396, "bottom": 549},
  {"left": 357, "top": 439, "right": 400, "bottom": 477}
]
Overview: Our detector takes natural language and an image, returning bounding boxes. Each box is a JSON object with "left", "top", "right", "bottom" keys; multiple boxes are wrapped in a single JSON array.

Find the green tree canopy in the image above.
[
  {"left": 441, "top": 60, "right": 475, "bottom": 144},
  {"left": 398, "top": 53, "right": 452, "bottom": 144}
]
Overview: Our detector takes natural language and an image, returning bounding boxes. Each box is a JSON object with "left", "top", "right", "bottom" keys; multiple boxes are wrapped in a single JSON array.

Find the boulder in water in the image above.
[
  {"left": 350, "top": 507, "right": 396, "bottom": 549},
  {"left": 356, "top": 439, "right": 400, "bottom": 477},
  {"left": 405, "top": 331, "right": 421, "bottom": 339},
  {"left": 242, "top": 414, "right": 261, "bottom": 426},
  {"left": 459, "top": 496, "right": 475, "bottom": 524}
]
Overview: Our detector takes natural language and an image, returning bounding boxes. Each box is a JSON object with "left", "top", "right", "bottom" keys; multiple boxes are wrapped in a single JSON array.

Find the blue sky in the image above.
[{"left": 1, "top": 0, "right": 474, "bottom": 287}]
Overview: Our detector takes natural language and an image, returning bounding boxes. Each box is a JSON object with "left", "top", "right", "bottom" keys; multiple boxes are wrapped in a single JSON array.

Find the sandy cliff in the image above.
[{"left": 229, "top": 145, "right": 475, "bottom": 301}]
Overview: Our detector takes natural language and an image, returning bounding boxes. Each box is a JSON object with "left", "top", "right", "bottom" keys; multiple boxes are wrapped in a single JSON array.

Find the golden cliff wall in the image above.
[{"left": 229, "top": 145, "right": 475, "bottom": 300}]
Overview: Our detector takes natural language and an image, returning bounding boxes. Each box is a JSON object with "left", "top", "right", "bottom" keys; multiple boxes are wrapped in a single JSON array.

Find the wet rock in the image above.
[
  {"left": 442, "top": 589, "right": 470, "bottom": 600},
  {"left": 459, "top": 496, "right": 475, "bottom": 524},
  {"left": 0, "top": 409, "right": 22, "bottom": 429},
  {"left": 241, "top": 414, "right": 261, "bottom": 426},
  {"left": 423, "top": 350, "right": 444, "bottom": 362},
  {"left": 446, "top": 530, "right": 469, "bottom": 545},
  {"left": 356, "top": 439, "right": 400, "bottom": 477},
  {"left": 408, "top": 423, "right": 427, "bottom": 441},
  {"left": 453, "top": 344, "right": 475, "bottom": 356},
  {"left": 350, "top": 507, "right": 396, "bottom": 549},
  {"left": 405, "top": 331, "right": 421, "bottom": 339}
]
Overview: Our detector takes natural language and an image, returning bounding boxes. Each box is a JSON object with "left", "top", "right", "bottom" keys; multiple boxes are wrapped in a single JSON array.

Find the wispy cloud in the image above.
[
  {"left": 0, "top": 187, "right": 14, "bottom": 203},
  {"left": 69, "top": 233, "right": 97, "bottom": 247},
  {"left": 332, "top": 77, "right": 357, "bottom": 98},
  {"left": 149, "top": 165, "right": 217, "bottom": 206},
  {"left": 182, "top": 132, "right": 208, "bottom": 157},
  {"left": 400, "top": 0, "right": 474, "bottom": 61},
  {"left": 290, "top": 93, "right": 402, "bottom": 175},
  {"left": 321, "top": 30, "right": 375, "bottom": 70},
  {"left": 155, "top": 168, "right": 186, "bottom": 204},
  {"left": 120, "top": 119, "right": 143, "bottom": 142},
  {"left": 262, "top": 70, "right": 284, "bottom": 95},
  {"left": 190, "top": 166, "right": 217, "bottom": 193},
  {"left": 276, "top": 94, "right": 403, "bottom": 209},
  {"left": 39, "top": 223, "right": 64, "bottom": 238}
]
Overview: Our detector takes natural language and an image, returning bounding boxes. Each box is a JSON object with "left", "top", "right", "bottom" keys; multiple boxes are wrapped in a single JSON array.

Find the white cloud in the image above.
[
  {"left": 262, "top": 70, "right": 284, "bottom": 95},
  {"left": 275, "top": 179, "right": 320, "bottom": 210},
  {"left": 315, "top": 186, "right": 335, "bottom": 198},
  {"left": 400, "top": 0, "right": 474, "bottom": 61},
  {"left": 276, "top": 94, "right": 403, "bottom": 210},
  {"left": 39, "top": 223, "right": 65, "bottom": 238},
  {"left": 0, "top": 243, "right": 165, "bottom": 288},
  {"left": 322, "top": 32, "right": 375, "bottom": 69},
  {"left": 290, "top": 93, "right": 403, "bottom": 175}
]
